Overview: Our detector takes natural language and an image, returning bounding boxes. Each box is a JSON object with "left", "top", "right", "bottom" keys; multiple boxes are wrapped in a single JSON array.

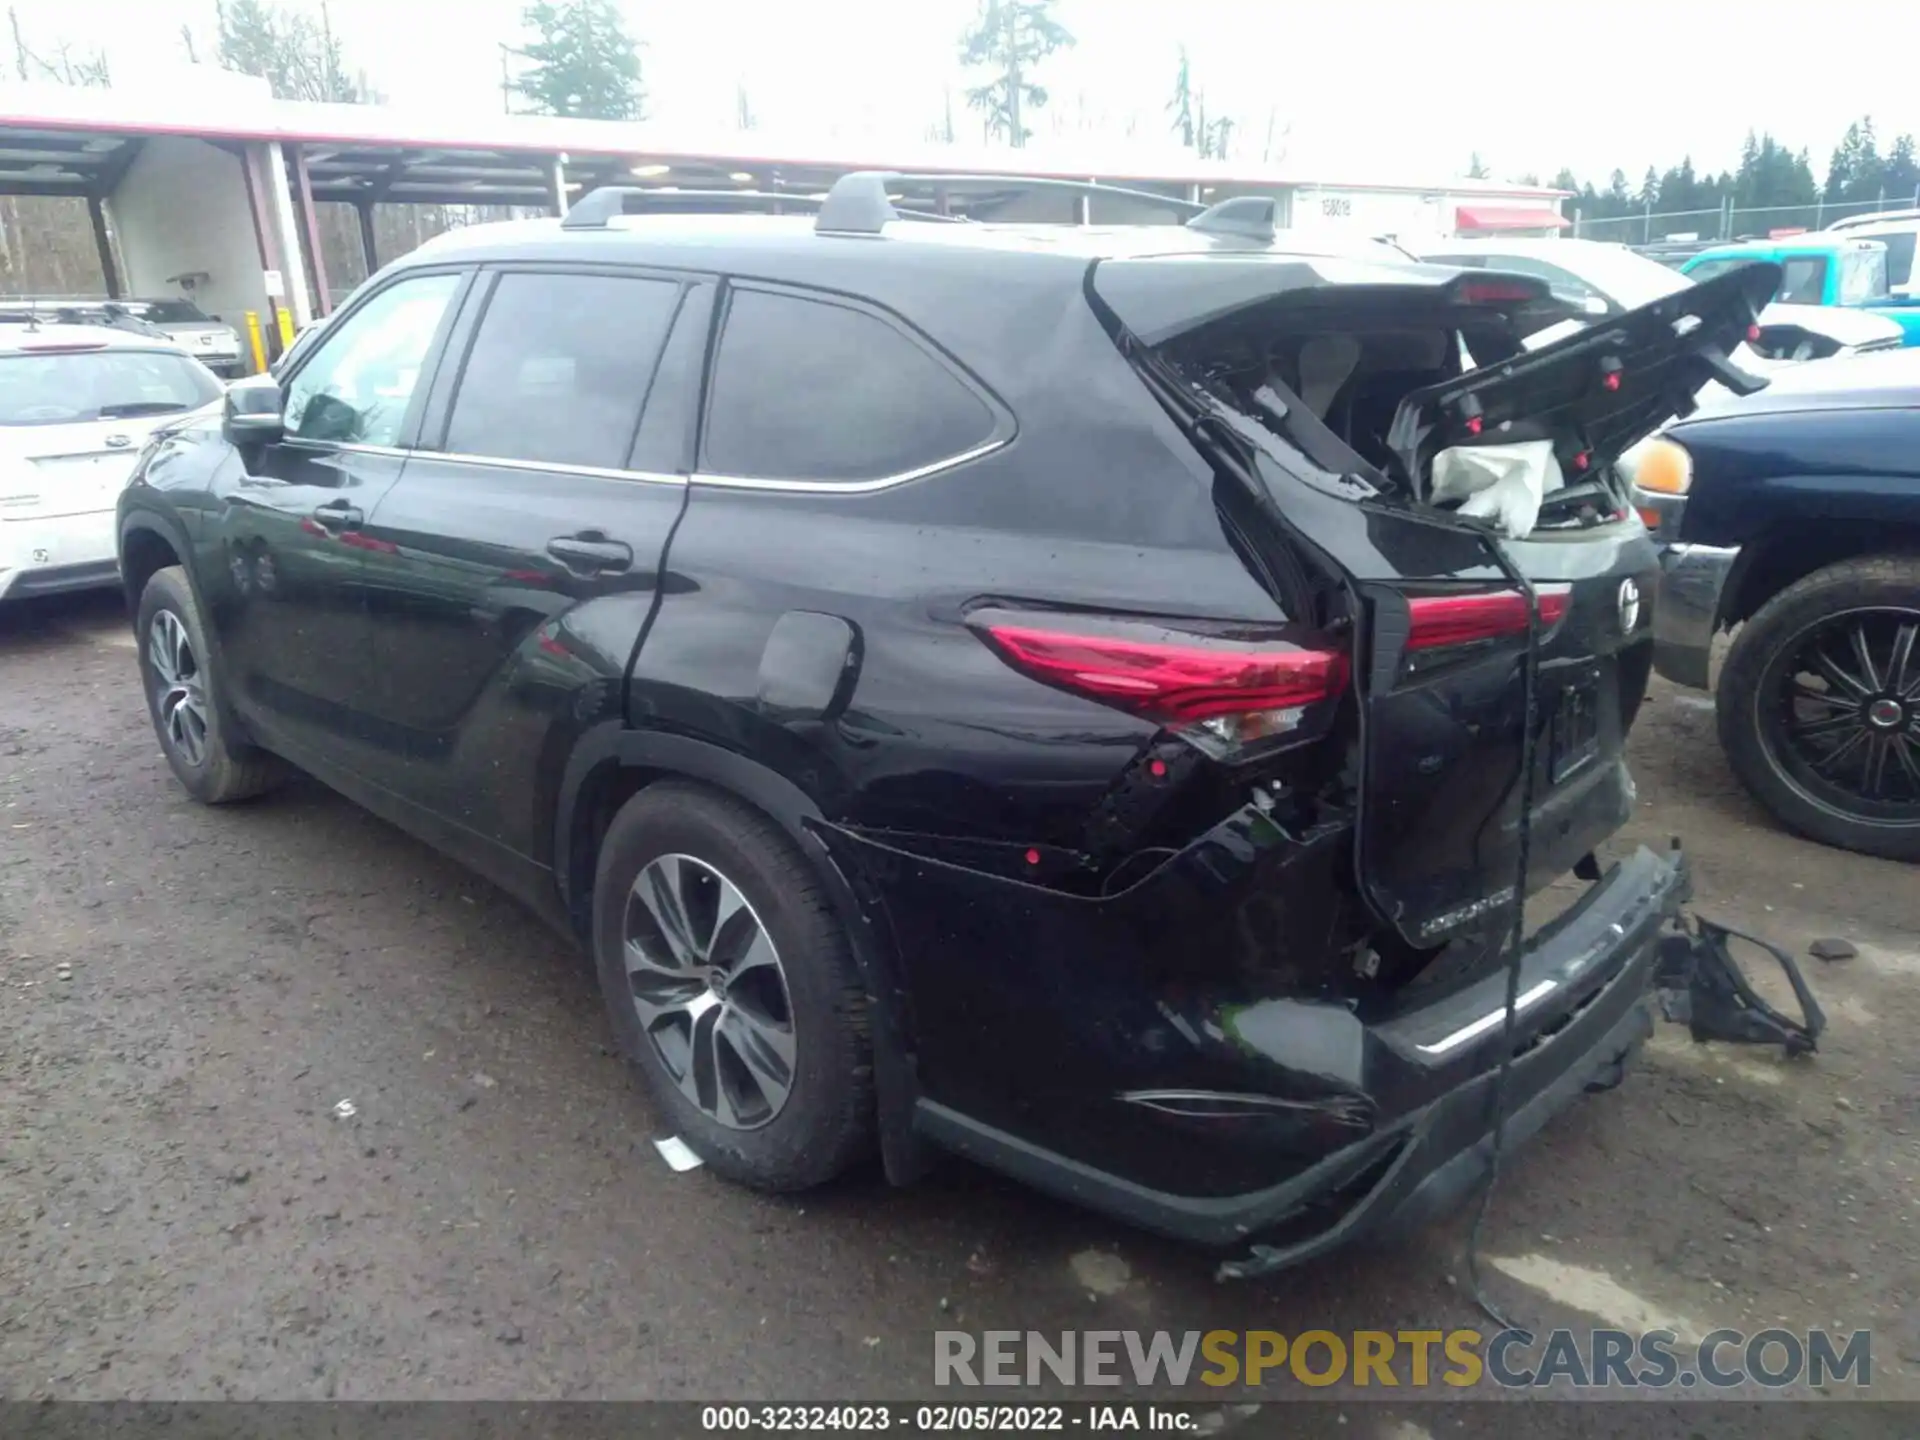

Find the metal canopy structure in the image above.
[{"left": 0, "top": 78, "right": 1569, "bottom": 349}]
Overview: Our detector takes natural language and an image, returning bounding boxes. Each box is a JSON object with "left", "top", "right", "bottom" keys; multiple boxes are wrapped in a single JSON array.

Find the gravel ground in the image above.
[{"left": 2, "top": 589, "right": 1916, "bottom": 1427}]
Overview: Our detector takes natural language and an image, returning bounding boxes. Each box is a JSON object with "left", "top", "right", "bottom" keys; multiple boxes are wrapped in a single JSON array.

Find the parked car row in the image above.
[
  {"left": 1680, "top": 236, "right": 1920, "bottom": 345},
  {"left": 0, "top": 296, "right": 246, "bottom": 376}
]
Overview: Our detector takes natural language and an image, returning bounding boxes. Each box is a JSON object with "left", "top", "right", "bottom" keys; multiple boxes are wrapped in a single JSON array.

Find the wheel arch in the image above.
[
  {"left": 554, "top": 725, "right": 930, "bottom": 1184},
  {"left": 1721, "top": 519, "right": 1920, "bottom": 629},
  {"left": 117, "top": 506, "right": 191, "bottom": 613}
]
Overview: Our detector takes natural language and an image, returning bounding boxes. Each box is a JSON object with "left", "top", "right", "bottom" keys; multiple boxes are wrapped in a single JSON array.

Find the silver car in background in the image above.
[{"left": 0, "top": 296, "right": 246, "bottom": 378}]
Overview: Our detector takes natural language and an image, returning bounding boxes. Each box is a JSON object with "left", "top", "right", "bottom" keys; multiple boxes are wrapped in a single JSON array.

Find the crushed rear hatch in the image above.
[{"left": 1092, "top": 255, "right": 1778, "bottom": 951}]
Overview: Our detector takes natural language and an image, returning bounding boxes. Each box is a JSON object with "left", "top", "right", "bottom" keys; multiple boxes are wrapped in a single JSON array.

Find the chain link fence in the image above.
[{"left": 1573, "top": 194, "right": 1920, "bottom": 246}]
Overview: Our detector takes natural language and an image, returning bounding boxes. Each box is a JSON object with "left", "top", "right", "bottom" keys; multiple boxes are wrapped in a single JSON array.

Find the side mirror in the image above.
[
  {"left": 1582, "top": 293, "right": 1611, "bottom": 316},
  {"left": 222, "top": 374, "right": 285, "bottom": 447}
]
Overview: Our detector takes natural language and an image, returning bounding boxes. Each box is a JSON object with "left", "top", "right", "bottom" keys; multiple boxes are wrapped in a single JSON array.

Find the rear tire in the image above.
[
  {"left": 1717, "top": 555, "right": 1920, "bottom": 861},
  {"left": 135, "top": 566, "right": 285, "bottom": 804},
  {"left": 592, "top": 781, "right": 875, "bottom": 1190}
]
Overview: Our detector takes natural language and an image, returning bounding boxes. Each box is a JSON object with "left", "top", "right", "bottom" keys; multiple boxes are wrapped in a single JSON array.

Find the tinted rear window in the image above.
[
  {"left": 0, "top": 349, "right": 221, "bottom": 425},
  {"left": 701, "top": 288, "right": 996, "bottom": 483},
  {"left": 130, "top": 301, "right": 214, "bottom": 324}
]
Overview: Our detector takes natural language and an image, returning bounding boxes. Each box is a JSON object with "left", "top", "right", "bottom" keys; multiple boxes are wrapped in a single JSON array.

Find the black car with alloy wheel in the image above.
[
  {"left": 1636, "top": 348, "right": 1920, "bottom": 861},
  {"left": 115, "top": 176, "right": 1774, "bottom": 1268}
]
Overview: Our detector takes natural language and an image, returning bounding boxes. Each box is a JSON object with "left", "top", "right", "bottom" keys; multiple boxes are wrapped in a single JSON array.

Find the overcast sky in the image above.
[{"left": 10, "top": 0, "right": 1920, "bottom": 189}]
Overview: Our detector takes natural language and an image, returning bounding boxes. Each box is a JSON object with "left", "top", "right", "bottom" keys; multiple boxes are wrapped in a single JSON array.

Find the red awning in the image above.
[{"left": 1455, "top": 206, "right": 1569, "bottom": 231}]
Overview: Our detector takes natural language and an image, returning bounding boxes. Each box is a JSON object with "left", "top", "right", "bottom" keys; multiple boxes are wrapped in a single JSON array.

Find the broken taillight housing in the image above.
[{"left": 971, "top": 610, "right": 1349, "bottom": 761}]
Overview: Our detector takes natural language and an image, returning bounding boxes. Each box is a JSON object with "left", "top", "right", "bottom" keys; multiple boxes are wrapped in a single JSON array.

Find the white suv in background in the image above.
[{"left": 0, "top": 324, "right": 224, "bottom": 601}]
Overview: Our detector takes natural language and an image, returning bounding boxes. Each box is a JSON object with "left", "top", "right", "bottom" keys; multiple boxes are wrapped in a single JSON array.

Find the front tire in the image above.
[
  {"left": 592, "top": 781, "right": 875, "bottom": 1190},
  {"left": 136, "top": 566, "right": 285, "bottom": 804},
  {"left": 1717, "top": 555, "right": 1920, "bottom": 861}
]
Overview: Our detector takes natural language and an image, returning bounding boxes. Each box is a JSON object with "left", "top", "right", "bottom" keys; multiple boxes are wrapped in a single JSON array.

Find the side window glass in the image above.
[
  {"left": 1778, "top": 257, "right": 1829, "bottom": 305},
  {"left": 701, "top": 287, "right": 996, "bottom": 484},
  {"left": 444, "top": 271, "right": 681, "bottom": 469},
  {"left": 284, "top": 272, "right": 461, "bottom": 446},
  {"left": 628, "top": 283, "right": 712, "bottom": 473}
]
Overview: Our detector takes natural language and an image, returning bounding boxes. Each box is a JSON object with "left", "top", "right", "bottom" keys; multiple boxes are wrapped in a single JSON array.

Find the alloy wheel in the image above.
[
  {"left": 148, "top": 610, "right": 210, "bottom": 768},
  {"left": 623, "top": 853, "right": 796, "bottom": 1130},
  {"left": 1763, "top": 606, "right": 1920, "bottom": 821}
]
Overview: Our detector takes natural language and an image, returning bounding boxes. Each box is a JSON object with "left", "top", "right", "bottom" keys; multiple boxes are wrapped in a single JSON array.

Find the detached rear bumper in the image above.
[
  {"left": 1651, "top": 541, "right": 1738, "bottom": 691},
  {"left": 913, "top": 845, "right": 1691, "bottom": 1260}
]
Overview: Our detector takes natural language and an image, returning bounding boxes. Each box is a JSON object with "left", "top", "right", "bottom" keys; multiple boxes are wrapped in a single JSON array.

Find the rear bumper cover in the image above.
[
  {"left": 912, "top": 844, "right": 1691, "bottom": 1259},
  {"left": 0, "top": 510, "right": 119, "bottom": 600},
  {"left": 1651, "top": 541, "right": 1738, "bottom": 691}
]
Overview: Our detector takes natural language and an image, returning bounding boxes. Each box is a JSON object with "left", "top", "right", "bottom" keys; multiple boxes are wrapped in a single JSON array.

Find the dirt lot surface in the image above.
[{"left": 2, "top": 590, "right": 1916, "bottom": 1431}]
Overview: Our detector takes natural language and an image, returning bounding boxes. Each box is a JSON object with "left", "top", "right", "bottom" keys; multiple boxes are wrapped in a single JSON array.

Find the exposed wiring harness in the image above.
[{"left": 1462, "top": 535, "right": 1542, "bottom": 1333}]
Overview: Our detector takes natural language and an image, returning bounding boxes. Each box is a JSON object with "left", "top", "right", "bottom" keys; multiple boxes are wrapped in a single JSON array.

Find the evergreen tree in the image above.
[
  {"left": 510, "top": 0, "right": 643, "bottom": 121},
  {"left": 1466, "top": 151, "right": 1490, "bottom": 179},
  {"left": 960, "top": 0, "right": 1073, "bottom": 148},
  {"left": 1825, "top": 117, "right": 1884, "bottom": 204},
  {"left": 1885, "top": 134, "right": 1920, "bottom": 207}
]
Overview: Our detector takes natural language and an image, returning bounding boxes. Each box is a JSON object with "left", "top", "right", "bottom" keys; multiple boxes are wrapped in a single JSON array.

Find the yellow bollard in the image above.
[
  {"left": 244, "top": 310, "right": 267, "bottom": 375},
  {"left": 275, "top": 305, "right": 295, "bottom": 355}
]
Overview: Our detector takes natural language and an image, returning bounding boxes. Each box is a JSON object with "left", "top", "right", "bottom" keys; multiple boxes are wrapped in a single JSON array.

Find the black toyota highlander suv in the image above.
[{"left": 116, "top": 176, "right": 1774, "bottom": 1269}]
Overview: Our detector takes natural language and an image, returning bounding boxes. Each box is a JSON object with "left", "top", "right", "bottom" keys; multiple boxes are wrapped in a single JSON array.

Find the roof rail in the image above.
[
  {"left": 813, "top": 171, "right": 1205, "bottom": 235},
  {"left": 561, "top": 186, "right": 827, "bottom": 229}
]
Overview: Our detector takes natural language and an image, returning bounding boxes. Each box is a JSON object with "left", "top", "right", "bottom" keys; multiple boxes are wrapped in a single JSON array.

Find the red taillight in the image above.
[
  {"left": 1405, "top": 586, "right": 1571, "bottom": 651},
  {"left": 19, "top": 340, "right": 109, "bottom": 352},
  {"left": 980, "top": 621, "right": 1348, "bottom": 723}
]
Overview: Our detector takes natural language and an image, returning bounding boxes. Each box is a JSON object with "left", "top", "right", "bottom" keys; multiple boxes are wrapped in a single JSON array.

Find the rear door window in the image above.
[
  {"left": 700, "top": 286, "right": 998, "bottom": 484},
  {"left": 444, "top": 271, "right": 682, "bottom": 470}
]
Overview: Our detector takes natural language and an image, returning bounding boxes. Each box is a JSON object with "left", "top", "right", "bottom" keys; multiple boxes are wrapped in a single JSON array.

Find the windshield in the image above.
[
  {"left": 1555, "top": 245, "right": 1693, "bottom": 308},
  {"left": 0, "top": 349, "right": 222, "bottom": 425},
  {"left": 1838, "top": 247, "right": 1890, "bottom": 304}
]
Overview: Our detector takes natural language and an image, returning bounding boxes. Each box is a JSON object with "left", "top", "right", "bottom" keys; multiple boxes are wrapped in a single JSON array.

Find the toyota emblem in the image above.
[
  {"left": 104, "top": 433, "right": 132, "bottom": 449},
  {"left": 1617, "top": 577, "right": 1642, "bottom": 634}
]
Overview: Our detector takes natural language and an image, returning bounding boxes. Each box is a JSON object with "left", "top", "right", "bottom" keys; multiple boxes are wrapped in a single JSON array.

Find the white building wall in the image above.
[
  {"left": 110, "top": 136, "right": 271, "bottom": 330},
  {"left": 1288, "top": 186, "right": 1451, "bottom": 236}
]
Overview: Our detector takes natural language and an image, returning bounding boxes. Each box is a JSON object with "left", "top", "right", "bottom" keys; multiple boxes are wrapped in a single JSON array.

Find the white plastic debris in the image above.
[
  {"left": 1429, "top": 438, "right": 1564, "bottom": 539},
  {"left": 653, "top": 1135, "right": 704, "bottom": 1172},
  {"left": 331, "top": 1098, "right": 357, "bottom": 1120}
]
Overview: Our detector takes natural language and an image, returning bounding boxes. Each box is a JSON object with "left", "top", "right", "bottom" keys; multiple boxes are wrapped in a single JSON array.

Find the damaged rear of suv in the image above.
[
  {"left": 629, "top": 187, "right": 1787, "bottom": 1265},
  {"left": 122, "top": 174, "right": 1803, "bottom": 1272},
  {"left": 763, "top": 199, "right": 1781, "bottom": 1256}
]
